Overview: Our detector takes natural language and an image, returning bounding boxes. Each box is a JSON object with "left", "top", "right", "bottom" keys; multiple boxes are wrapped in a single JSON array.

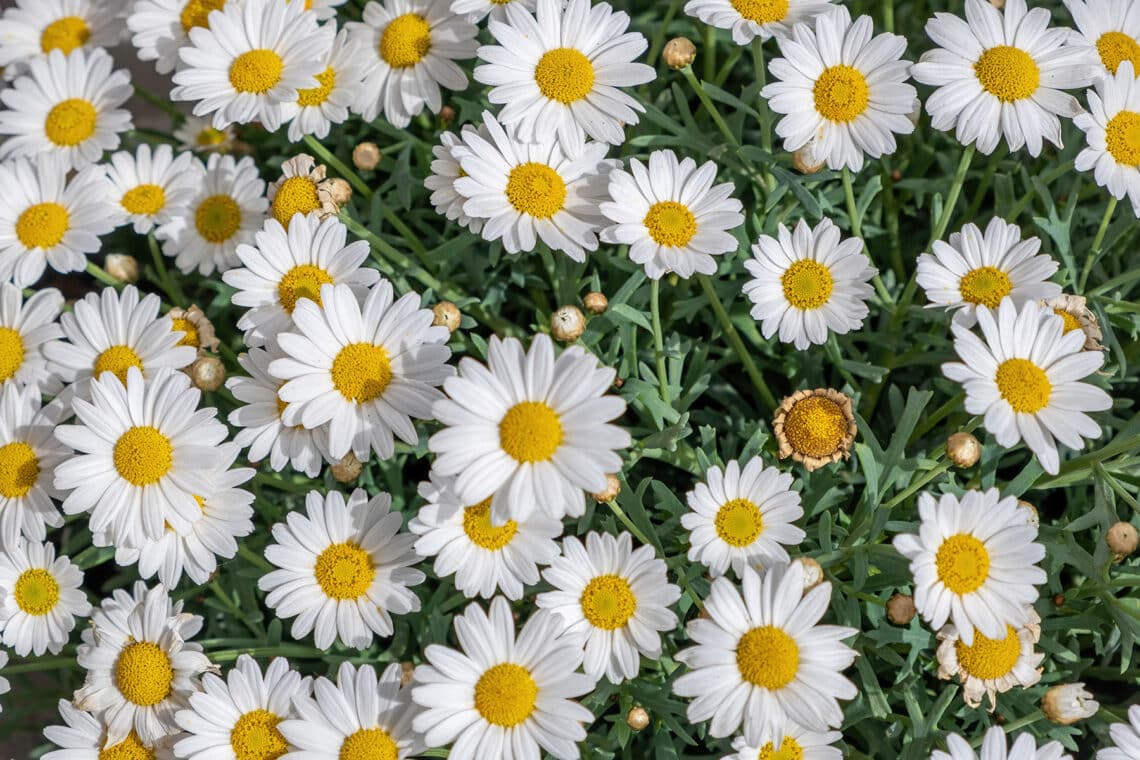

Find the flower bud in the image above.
[
  {"left": 793, "top": 557, "right": 824, "bottom": 591},
  {"left": 551, "top": 305, "right": 586, "bottom": 342},
  {"left": 400, "top": 661, "right": 415, "bottom": 686},
  {"left": 352, "top": 142, "right": 381, "bottom": 170},
  {"left": 189, "top": 356, "right": 225, "bottom": 392},
  {"left": 432, "top": 301, "right": 461, "bottom": 333},
  {"left": 663, "top": 37, "right": 696, "bottom": 70},
  {"left": 104, "top": 253, "right": 139, "bottom": 284},
  {"left": 592, "top": 473, "right": 621, "bottom": 503},
  {"left": 946, "top": 432, "right": 981, "bottom": 468},
  {"left": 1042, "top": 683, "right": 1098, "bottom": 726},
  {"left": 1107, "top": 521, "right": 1139, "bottom": 559},
  {"left": 886, "top": 593, "right": 916, "bottom": 625},
  {"left": 583, "top": 291, "right": 608, "bottom": 315},
  {"left": 330, "top": 451, "right": 362, "bottom": 483},
  {"left": 439, "top": 105, "right": 457, "bottom": 123},
  {"left": 792, "top": 147, "right": 826, "bottom": 175},
  {"left": 626, "top": 706, "right": 649, "bottom": 731},
  {"left": 1017, "top": 500, "right": 1039, "bottom": 528}
]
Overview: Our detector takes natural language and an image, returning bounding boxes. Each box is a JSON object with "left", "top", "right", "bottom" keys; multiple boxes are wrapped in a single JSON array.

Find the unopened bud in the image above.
[
  {"left": 190, "top": 356, "right": 225, "bottom": 392},
  {"left": 551, "top": 305, "right": 586, "bottom": 342},
  {"left": 439, "top": 105, "right": 457, "bottom": 123},
  {"left": 432, "top": 301, "right": 461, "bottom": 333},
  {"left": 793, "top": 147, "right": 825, "bottom": 175},
  {"left": 1042, "top": 683, "right": 1098, "bottom": 726},
  {"left": 945, "top": 432, "right": 981, "bottom": 468},
  {"left": 104, "top": 253, "right": 139, "bottom": 284},
  {"left": 592, "top": 473, "right": 621, "bottom": 503},
  {"left": 352, "top": 142, "right": 381, "bottom": 171},
  {"left": 1107, "top": 521, "right": 1139, "bottom": 559},
  {"left": 886, "top": 593, "right": 916, "bottom": 625},
  {"left": 793, "top": 557, "right": 824, "bottom": 590},
  {"left": 626, "top": 706, "right": 649, "bottom": 731},
  {"left": 1017, "top": 500, "right": 1039, "bottom": 528},
  {"left": 890, "top": 169, "right": 903, "bottom": 182},
  {"left": 330, "top": 451, "right": 362, "bottom": 483},
  {"left": 400, "top": 661, "right": 415, "bottom": 686},
  {"left": 583, "top": 291, "right": 608, "bottom": 315},
  {"left": 663, "top": 37, "right": 696, "bottom": 70}
]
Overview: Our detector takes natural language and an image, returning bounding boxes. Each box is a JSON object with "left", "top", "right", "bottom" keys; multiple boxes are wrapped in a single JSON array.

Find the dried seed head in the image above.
[
  {"left": 432, "top": 301, "right": 461, "bottom": 332},
  {"left": 626, "top": 706, "right": 650, "bottom": 731},
  {"left": 583, "top": 291, "right": 608, "bottom": 315},
  {"left": 189, "top": 356, "right": 225, "bottom": 392},
  {"left": 352, "top": 141, "right": 381, "bottom": 170},
  {"left": 592, "top": 473, "right": 621, "bottom": 503},
  {"left": 104, "top": 254, "right": 139, "bottom": 284},
  {"left": 1107, "top": 521, "right": 1139, "bottom": 559},
  {"left": 886, "top": 593, "right": 916, "bottom": 625},
  {"left": 551, "top": 305, "right": 586, "bottom": 342},
  {"left": 663, "top": 37, "right": 697, "bottom": 70},
  {"left": 946, "top": 432, "right": 981, "bottom": 468},
  {"left": 793, "top": 557, "right": 824, "bottom": 590},
  {"left": 318, "top": 177, "right": 353, "bottom": 209},
  {"left": 331, "top": 451, "right": 362, "bottom": 483}
]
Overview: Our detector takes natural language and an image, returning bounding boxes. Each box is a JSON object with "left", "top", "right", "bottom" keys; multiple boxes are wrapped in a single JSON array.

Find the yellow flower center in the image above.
[
  {"left": 40, "top": 16, "right": 90, "bottom": 54},
  {"left": 0, "top": 441, "right": 40, "bottom": 499},
  {"left": 44, "top": 98, "right": 98, "bottom": 147},
  {"left": 498, "top": 401, "right": 563, "bottom": 463},
  {"left": 298, "top": 66, "right": 337, "bottom": 107},
  {"left": 505, "top": 162, "right": 566, "bottom": 219},
  {"left": 730, "top": 0, "right": 789, "bottom": 23},
  {"left": 474, "top": 663, "right": 538, "bottom": 727},
  {"left": 580, "top": 573, "right": 638, "bottom": 630},
  {"left": 380, "top": 13, "right": 431, "bottom": 68},
  {"left": 813, "top": 65, "right": 869, "bottom": 123},
  {"left": 278, "top": 264, "right": 333, "bottom": 313},
  {"left": 781, "top": 395, "right": 849, "bottom": 458},
  {"left": 974, "top": 46, "right": 1040, "bottom": 102},
  {"left": 1053, "top": 308, "right": 1082, "bottom": 334},
  {"left": 958, "top": 266, "right": 1011, "bottom": 308},
  {"left": 99, "top": 732, "right": 156, "bottom": 760},
  {"left": 275, "top": 394, "right": 289, "bottom": 419},
  {"left": 16, "top": 202, "right": 69, "bottom": 250},
  {"left": 121, "top": 184, "right": 166, "bottom": 216},
  {"left": 196, "top": 127, "right": 228, "bottom": 147},
  {"left": 1097, "top": 31, "right": 1140, "bottom": 75},
  {"left": 714, "top": 498, "right": 764, "bottom": 547},
  {"left": 955, "top": 625, "right": 1021, "bottom": 680},
  {"left": 995, "top": 358, "right": 1052, "bottom": 414},
  {"left": 195, "top": 194, "right": 242, "bottom": 243},
  {"left": 314, "top": 541, "right": 375, "bottom": 599},
  {"left": 0, "top": 327, "right": 25, "bottom": 382},
  {"left": 94, "top": 344, "right": 144, "bottom": 385},
  {"left": 644, "top": 201, "right": 697, "bottom": 247},
  {"left": 339, "top": 728, "right": 398, "bottom": 760},
  {"left": 736, "top": 625, "right": 799, "bottom": 689},
  {"left": 462, "top": 499, "right": 518, "bottom": 551},
  {"left": 935, "top": 533, "right": 991, "bottom": 594},
  {"left": 231, "top": 709, "right": 288, "bottom": 760},
  {"left": 1105, "top": 110, "right": 1140, "bottom": 166},
  {"left": 781, "top": 259, "right": 835, "bottom": 310},
  {"left": 115, "top": 641, "right": 174, "bottom": 706},
  {"left": 534, "top": 47, "right": 595, "bottom": 104},
  {"left": 113, "top": 426, "right": 173, "bottom": 487},
  {"left": 758, "top": 737, "right": 805, "bottom": 760},
  {"left": 13, "top": 568, "right": 58, "bottom": 616},
  {"left": 229, "top": 49, "right": 284, "bottom": 94},
  {"left": 180, "top": 0, "right": 226, "bottom": 32},
  {"left": 170, "top": 317, "right": 200, "bottom": 348},
  {"left": 330, "top": 343, "right": 392, "bottom": 403},
  {"left": 272, "top": 176, "right": 321, "bottom": 228}
]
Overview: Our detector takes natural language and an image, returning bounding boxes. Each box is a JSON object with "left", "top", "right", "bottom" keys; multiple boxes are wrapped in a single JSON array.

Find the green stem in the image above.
[
  {"left": 881, "top": 161, "right": 903, "bottom": 279},
  {"left": 303, "top": 135, "right": 372, "bottom": 198},
  {"left": 148, "top": 233, "right": 187, "bottom": 307},
  {"left": 650, "top": 278, "right": 671, "bottom": 404},
  {"left": 646, "top": 0, "right": 682, "bottom": 66},
  {"left": 207, "top": 646, "right": 329, "bottom": 664},
  {"left": 842, "top": 167, "right": 893, "bottom": 305},
  {"left": 133, "top": 84, "right": 181, "bottom": 120},
  {"left": 883, "top": 0, "right": 895, "bottom": 32},
  {"left": 210, "top": 580, "right": 263, "bottom": 637},
  {"left": 681, "top": 66, "right": 741, "bottom": 151},
  {"left": 2, "top": 656, "right": 75, "bottom": 674},
  {"left": 882, "top": 455, "right": 952, "bottom": 511},
  {"left": 1080, "top": 195, "right": 1117, "bottom": 293},
  {"left": 237, "top": 543, "right": 273, "bottom": 572},
  {"left": 750, "top": 39, "right": 776, "bottom": 193},
  {"left": 606, "top": 499, "right": 654, "bottom": 549},
  {"left": 698, "top": 275, "right": 778, "bottom": 412},
  {"left": 86, "top": 262, "right": 121, "bottom": 289},
  {"left": 703, "top": 24, "right": 716, "bottom": 83}
]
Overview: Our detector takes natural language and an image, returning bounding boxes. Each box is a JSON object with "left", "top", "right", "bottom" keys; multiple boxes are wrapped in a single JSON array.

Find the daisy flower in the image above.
[
  {"left": 412, "top": 597, "right": 595, "bottom": 760},
  {"left": 424, "top": 126, "right": 485, "bottom": 233},
  {"left": 429, "top": 333, "right": 630, "bottom": 524},
  {"left": 1043, "top": 294, "right": 1105, "bottom": 352},
  {"left": 279, "top": 662, "right": 423, "bottom": 759},
  {"left": 474, "top": 0, "right": 656, "bottom": 151},
  {"left": 287, "top": 29, "right": 368, "bottom": 142},
  {"left": 453, "top": 110, "right": 611, "bottom": 262},
  {"left": 893, "top": 489, "right": 1046, "bottom": 645},
  {"left": 683, "top": 0, "right": 836, "bottom": 45},
  {"left": 409, "top": 470, "right": 562, "bottom": 600},
  {"left": 105, "top": 144, "right": 205, "bottom": 235},
  {"left": 936, "top": 607, "right": 1043, "bottom": 710},
  {"left": 673, "top": 562, "right": 857, "bottom": 744},
  {"left": 1098, "top": 704, "right": 1140, "bottom": 759},
  {"left": 127, "top": 0, "right": 232, "bottom": 75},
  {"left": 726, "top": 725, "right": 844, "bottom": 760},
  {"left": 266, "top": 155, "right": 339, "bottom": 230},
  {"left": 346, "top": 0, "right": 478, "bottom": 127},
  {"left": 599, "top": 149, "right": 745, "bottom": 279},
  {"left": 171, "top": 0, "right": 331, "bottom": 131},
  {"left": 772, "top": 388, "right": 857, "bottom": 472},
  {"left": 44, "top": 699, "right": 175, "bottom": 759},
  {"left": 167, "top": 305, "right": 219, "bottom": 358},
  {"left": 174, "top": 655, "right": 309, "bottom": 760},
  {"left": 917, "top": 219, "right": 1061, "bottom": 326},
  {"left": 0, "top": 0, "right": 125, "bottom": 69},
  {"left": 911, "top": 0, "right": 1099, "bottom": 156},
  {"left": 174, "top": 114, "right": 236, "bottom": 154},
  {"left": 451, "top": 0, "right": 535, "bottom": 23},
  {"left": 683, "top": 457, "right": 805, "bottom": 578},
  {"left": 0, "top": 154, "right": 117, "bottom": 287},
  {"left": 0, "top": 283, "right": 64, "bottom": 392},
  {"left": 934, "top": 726, "right": 1070, "bottom": 760},
  {"left": 1075, "top": 61, "right": 1140, "bottom": 215},
  {"left": 156, "top": 153, "right": 268, "bottom": 276},
  {"left": 942, "top": 298, "right": 1112, "bottom": 474},
  {"left": 1064, "top": 0, "right": 1140, "bottom": 76},
  {"left": 0, "top": 385, "right": 68, "bottom": 548},
  {"left": 743, "top": 218, "right": 877, "bottom": 348},
  {"left": 259, "top": 488, "right": 425, "bottom": 649},
  {"left": 53, "top": 367, "right": 228, "bottom": 547},
  {"left": 0, "top": 539, "right": 90, "bottom": 656}
]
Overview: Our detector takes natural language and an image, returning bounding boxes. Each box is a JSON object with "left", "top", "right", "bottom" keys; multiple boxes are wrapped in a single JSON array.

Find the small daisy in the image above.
[
  {"left": 412, "top": 597, "right": 595, "bottom": 760},
  {"left": 893, "top": 488, "right": 1046, "bottom": 646},
  {"left": 1076, "top": 61, "right": 1140, "bottom": 215},
  {"left": 474, "top": 0, "right": 656, "bottom": 151},
  {"left": 934, "top": 726, "right": 1071, "bottom": 760},
  {"left": 743, "top": 218, "right": 877, "bottom": 348},
  {"left": 453, "top": 110, "right": 611, "bottom": 262},
  {"left": 424, "top": 126, "right": 485, "bottom": 233},
  {"left": 0, "top": 0, "right": 125, "bottom": 69},
  {"left": 0, "top": 283, "right": 64, "bottom": 392},
  {"left": 105, "top": 144, "right": 205, "bottom": 235},
  {"left": 684, "top": 0, "right": 836, "bottom": 45},
  {"left": 1064, "top": 0, "right": 1140, "bottom": 76},
  {"left": 1098, "top": 704, "right": 1140, "bottom": 759},
  {"left": 266, "top": 155, "right": 340, "bottom": 230},
  {"left": 673, "top": 562, "right": 857, "bottom": 744},
  {"left": 127, "top": 0, "right": 233, "bottom": 75},
  {"left": 936, "top": 607, "right": 1043, "bottom": 711},
  {"left": 156, "top": 153, "right": 268, "bottom": 276},
  {"left": 1043, "top": 294, "right": 1105, "bottom": 352},
  {"left": 725, "top": 724, "right": 843, "bottom": 760},
  {"left": 942, "top": 298, "right": 1112, "bottom": 474},
  {"left": 683, "top": 457, "right": 805, "bottom": 578},
  {"left": 772, "top": 388, "right": 857, "bottom": 472},
  {"left": 429, "top": 333, "right": 630, "bottom": 524},
  {"left": 347, "top": 0, "right": 478, "bottom": 127},
  {"left": 167, "top": 305, "right": 219, "bottom": 358},
  {"left": 44, "top": 699, "right": 176, "bottom": 759},
  {"left": 0, "top": 154, "right": 117, "bottom": 287},
  {"left": 53, "top": 367, "right": 228, "bottom": 547},
  {"left": 259, "top": 488, "right": 425, "bottom": 649},
  {"left": 171, "top": 0, "right": 330, "bottom": 131},
  {"left": 279, "top": 662, "right": 423, "bottom": 760},
  {"left": 0, "top": 539, "right": 90, "bottom": 656},
  {"left": 760, "top": 7, "right": 916, "bottom": 172},
  {"left": 409, "top": 470, "right": 562, "bottom": 600},
  {"left": 174, "top": 114, "right": 236, "bottom": 154},
  {"left": 0, "top": 385, "right": 68, "bottom": 548},
  {"left": 917, "top": 219, "right": 1061, "bottom": 327},
  {"left": 451, "top": 0, "right": 534, "bottom": 23},
  {"left": 911, "top": 0, "right": 1099, "bottom": 156},
  {"left": 287, "top": 28, "right": 368, "bottom": 142},
  {"left": 599, "top": 149, "right": 745, "bottom": 279}
]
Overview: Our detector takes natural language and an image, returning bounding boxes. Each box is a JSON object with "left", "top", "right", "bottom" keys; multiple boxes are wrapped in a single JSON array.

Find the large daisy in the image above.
[
  {"left": 683, "top": 0, "right": 836, "bottom": 45},
  {"left": 287, "top": 28, "right": 368, "bottom": 143},
  {"left": 0, "top": 539, "right": 90, "bottom": 656},
  {"left": 0, "top": 0, "right": 126, "bottom": 69},
  {"left": 105, "top": 143, "right": 205, "bottom": 235},
  {"left": 1099, "top": 705, "right": 1140, "bottom": 760},
  {"left": 1064, "top": 0, "right": 1140, "bottom": 77},
  {"left": 0, "top": 385, "right": 68, "bottom": 548},
  {"left": 934, "top": 726, "right": 1071, "bottom": 760},
  {"left": 43, "top": 698, "right": 175, "bottom": 759},
  {"left": 936, "top": 607, "right": 1043, "bottom": 710},
  {"left": 0, "top": 283, "right": 64, "bottom": 393},
  {"left": 127, "top": 0, "right": 233, "bottom": 75},
  {"left": 1075, "top": 60, "right": 1140, "bottom": 215}
]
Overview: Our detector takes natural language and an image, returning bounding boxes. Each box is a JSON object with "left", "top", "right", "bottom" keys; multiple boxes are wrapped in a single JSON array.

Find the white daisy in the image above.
[
  {"left": 743, "top": 217, "right": 877, "bottom": 348},
  {"left": 673, "top": 562, "right": 857, "bottom": 744},
  {"left": 44, "top": 699, "right": 177, "bottom": 760},
  {"left": 156, "top": 153, "right": 268, "bottom": 276},
  {"left": 893, "top": 489, "right": 1046, "bottom": 646},
  {"left": 127, "top": 0, "right": 234, "bottom": 75},
  {"left": 279, "top": 662, "right": 423, "bottom": 760},
  {"left": 224, "top": 211, "right": 378, "bottom": 348},
  {"left": 0, "top": 0, "right": 125, "bottom": 69},
  {"left": 287, "top": 28, "right": 368, "bottom": 142},
  {"left": 259, "top": 488, "right": 425, "bottom": 649},
  {"left": 936, "top": 607, "right": 1043, "bottom": 710},
  {"left": 173, "top": 114, "right": 236, "bottom": 154},
  {"left": 429, "top": 333, "right": 630, "bottom": 524},
  {"left": 451, "top": 0, "right": 534, "bottom": 24},
  {"left": 409, "top": 470, "right": 562, "bottom": 600},
  {"left": 683, "top": 0, "right": 836, "bottom": 45},
  {"left": 0, "top": 385, "right": 68, "bottom": 548},
  {"left": 412, "top": 597, "right": 595, "bottom": 760},
  {"left": 911, "top": 0, "right": 1099, "bottom": 156},
  {"left": 266, "top": 154, "right": 340, "bottom": 230},
  {"left": 424, "top": 126, "right": 485, "bottom": 233},
  {"left": 917, "top": 218, "right": 1061, "bottom": 327},
  {"left": 474, "top": 0, "right": 656, "bottom": 151},
  {"left": 0, "top": 539, "right": 89, "bottom": 656},
  {"left": 725, "top": 724, "right": 843, "bottom": 760},
  {"left": 942, "top": 298, "right": 1112, "bottom": 474},
  {"left": 760, "top": 6, "right": 917, "bottom": 172},
  {"left": 1075, "top": 60, "right": 1140, "bottom": 215},
  {"left": 1099, "top": 705, "right": 1140, "bottom": 760},
  {"left": 599, "top": 149, "right": 745, "bottom": 279},
  {"left": 171, "top": 0, "right": 331, "bottom": 131},
  {"left": 683, "top": 457, "right": 805, "bottom": 578},
  {"left": 1064, "top": 0, "right": 1140, "bottom": 77},
  {"left": 346, "top": 0, "right": 478, "bottom": 127},
  {"left": 934, "top": 725, "right": 1071, "bottom": 760},
  {"left": 0, "top": 283, "right": 64, "bottom": 392},
  {"left": 105, "top": 144, "right": 205, "bottom": 235},
  {"left": 0, "top": 154, "right": 117, "bottom": 287},
  {"left": 53, "top": 367, "right": 228, "bottom": 547}
]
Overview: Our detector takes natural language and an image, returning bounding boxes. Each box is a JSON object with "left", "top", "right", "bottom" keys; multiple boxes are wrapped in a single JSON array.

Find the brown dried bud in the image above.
[
  {"left": 330, "top": 451, "right": 362, "bottom": 483},
  {"left": 592, "top": 473, "right": 621, "bottom": 503},
  {"left": 432, "top": 301, "right": 461, "bottom": 333},
  {"left": 886, "top": 593, "right": 916, "bottom": 625},
  {"left": 613, "top": 376, "right": 624, "bottom": 389},
  {"left": 1017, "top": 500, "right": 1039, "bottom": 528},
  {"left": 551, "top": 305, "right": 586, "bottom": 342},
  {"left": 352, "top": 142, "right": 381, "bottom": 170},
  {"left": 1052, "top": 593, "right": 1066, "bottom": 608},
  {"left": 400, "top": 661, "right": 415, "bottom": 686},
  {"left": 1107, "top": 521, "right": 1139, "bottom": 559},
  {"left": 792, "top": 147, "right": 826, "bottom": 175},
  {"left": 189, "top": 356, "right": 225, "bottom": 392},
  {"left": 583, "top": 291, "right": 608, "bottom": 315},
  {"left": 318, "top": 177, "right": 353, "bottom": 208},
  {"left": 945, "top": 432, "right": 981, "bottom": 468},
  {"left": 439, "top": 105, "right": 457, "bottom": 123},
  {"left": 890, "top": 169, "right": 903, "bottom": 182},
  {"left": 663, "top": 37, "right": 697, "bottom": 70},
  {"left": 104, "top": 253, "right": 139, "bottom": 284},
  {"left": 626, "top": 706, "right": 650, "bottom": 731},
  {"left": 793, "top": 557, "right": 824, "bottom": 590},
  {"left": 1043, "top": 683, "right": 1098, "bottom": 725}
]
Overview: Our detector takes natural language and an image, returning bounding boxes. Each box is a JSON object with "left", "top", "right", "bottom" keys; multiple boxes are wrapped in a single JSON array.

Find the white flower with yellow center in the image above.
[
  {"left": 1075, "top": 61, "right": 1140, "bottom": 215},
  {"left": 917, "top": 219, "right": 1061, "bottom": 327},
  {"left": 673, "top": 562, "right": 857, "bottom": 745},
  {"left": 266, "top": 155, "right": 341, "bottom": 231},
  {"left": 174, "top": 655, "right": 309, "bottom": 760},
  {"left": 279, "top": 662, "right": 424, "bottom": 760},
  {"left": 942, "top": 298, "right": 1112, "bottom": 475},
  {"left": 287, "top": 29, "right": 367, "bottom": 143},
  {"left": 174, "top": 114, "right": 236, "bottom": 154},
  {"left": 409, "top": 470, "right": 562, "bottom": 600},
  {"left": 599, "top": 149, "right": 745, "bottom": 280},
  {"left": 75, "top": 584, "right": 213, "bottom": 746},
  {"left": 106, "top": 144, "right": 205, "bottom": 235},
  {"left": 0, "top": 283, "right": 64, "bottom": 392},
  {"left": 893, "top": 489, "right": 1046, "bottom": 646},
  {"left": 0, "top": 154, "right": 117, "bottom": 287},
  {"left": 1099, "top": 704, "right": 1140, "bottom": 760},
  {"left": 683, "top": 457, "right": 805, "bottom": 578},
  {"left": 760, "top": 7, "right": 917, "bottom": 172},
  {"left": 911, "top": 0, "right": 1099, "bottom": 156},
  {"left": 424, "top": 125, "right": 485, "bottom": 233},
  {"left": 936, "top": 607, "right": 1043, "bottom": 711},
  {"left": 171, "top": 0, "right": 330, "bottom": 131},
  {"left": 53, "top": 367, "right": 228, "bottom": 547},
  {"left": 347, "top": 0, "right": 478, "bottom": 127},
  {"left": 684, "top": 0, "right": 836, "bottom": 45},
  {"left": 127, "top": 0, "right": 233, "bottom": 75},
  {"left": 429, "top": 333, "right": 630, "bottom": 524},
  {"left": 1064, "top": 0, "right": 1140, "bottom": 77},
  {"left": 537, "top": 531, "right": 680, "bottom": 684},
  {"left": 270, "top": 281, "right": 451, "bottom": 461},
  {"left": 157, "top": 153, "right": 268, "bottom": 276},
  {"left": 411, "top": 597, "right": 595, "bottom": 760},
  {"left": 726, "top": 724, "right": 843, "bottom": 760},
  {"left": 0, "top": 539, "right": 90, "bottom": 656},
  {"left": 1042, "top": 293, "right": 1104, "bottom": 352},
  {"left": 772, "top": 387, "right": 857, "bottom": 472},
  {"left": 259, "top": 488, "right": 425, "bottom": 649},
  {"left": 451, "top": 0, "right": 534, "bottom": 23},
  {"left": 44, "top": 698, "right": 174, "bottom": 760},
  {"left": 0, "top": 385, "right": 68, "bottom": 548},
  {"left": 0, "top": 0, "right": 126, "bottom": 71},
  {"left": 743, "top": 218, "right": 877, "bottom": 348},
  {"left": 934, "top": 726, "right": 1071, "bottom": 760},
  {"left": 474, "top": 0, "right": 656, "bottom": 151}
]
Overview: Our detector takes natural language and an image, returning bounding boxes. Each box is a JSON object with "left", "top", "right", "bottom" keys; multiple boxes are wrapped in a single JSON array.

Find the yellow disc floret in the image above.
[
  {"left": 644, "top": 201, "right": 697, "bottom": 247},
  {"left": 474, "top": 663, "right": 538, "bottom": 727},
  {"left": 714, "top": 498, "right": 764, "bottom": 547},
  {"left": 195, "top": 194, "right": 242, "bottom": 243},
  {"left": 113, "top": 426, "right": 173, "bottom": 486},
  {"left": 505, "top": 163, "right": 566, "bottom": 219},
  {"left": 498, "top": 401, "right": 563, "bottom": 463},
  {"left": 271, "top": 176, "right": 321, "bottom": 228},
  {"left": 462, "top": 499, "right": 518, "bottom": 551},
  {"left": 40, "top": 16, "right": 90, "bottom": 54},
  {"left": 314, "top": 541, "right": 375, "bottom": 599},
  {"left": 781, "top": 259, "right": 835, "bottom": 310},
  {"left": 974, "top": 46, "right": 1040, "bottom": 103},
  {"left": 955, "top": 625, "right": 1021, "bottom": 680},
  {"left": 580, "top": 574, "right": 638, "bottom": 630},
  {"left": 94, "top": 345, "right": 144, "bottom": 385},
  {"left": 278, "top": 264, "right": 333, "bottom": 312},
  {"left": 1097, "top": 31, "right": 1140, "bottom": 75},
  {"left": 121, "top": 184, "right": 167, "bottom": 216},
  {"left": 534, "top": 48, "right": 595, "bottom": 104},
  {"left": 45, "top": 98, "right": 98, "bottom": 146},
  {"left": 958, "top": 266, "right": 1012, "bottom": 308},
  {"left": 330, "top": 343, "right": 393, "bottom": 403},
  {"left": 380, "top": 14, "right": 432, "bottom": 68},
  {"left": 0, "top": 327, "right": 26, "bottom": 382},
  {"left": 14, "top": 568, "right": 58, "bottom": 616},
  {"left": 780, "top": 395, "right": 848, "bottom": 459},
  {"left": 115, "top": 641, "right": 174, "bottom": 706},
  {"left": 995, "top": 358, "right": 1051, "bottom": 414},
  {"left": 339, "top": 728, "right": 399, "bottom": 760},
  {"left": 736, "top": 625, "right": 799, "bottom": 689},
  {"left": 935, "top": 533, "right": 991, "bottom": 594},
  {"left": 230, "top": 709, "right": 289, "bottom": 760},
  {"left": 0, "top": 441, "right": 39, "bottom": 498},
  {"left": 16, "top": 203, "right": 69, "bottom": 250},
  {"left": 229, "top": 49, "right": 284, "bottom": 94},
  {"left": 813, "top": 65, "right": 870, "bottom": 123}
]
